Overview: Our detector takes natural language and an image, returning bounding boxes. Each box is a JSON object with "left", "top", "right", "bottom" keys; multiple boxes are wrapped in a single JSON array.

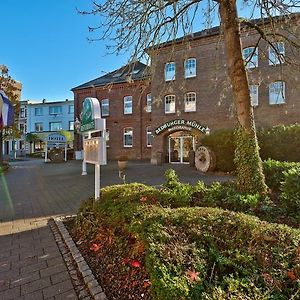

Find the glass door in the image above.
[{"left": 169, "top": 136, "right": 195, "bottom": 164}]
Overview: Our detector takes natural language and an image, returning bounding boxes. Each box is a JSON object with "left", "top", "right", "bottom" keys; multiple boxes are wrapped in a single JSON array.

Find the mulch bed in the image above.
[{"left": 65, "top": 218, "right": 152, "bottom": 300}]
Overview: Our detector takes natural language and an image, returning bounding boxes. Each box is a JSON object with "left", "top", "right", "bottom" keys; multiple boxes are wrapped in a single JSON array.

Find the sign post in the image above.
[{"left": 80, "top": 97, "right": 107, "bottom": 200}]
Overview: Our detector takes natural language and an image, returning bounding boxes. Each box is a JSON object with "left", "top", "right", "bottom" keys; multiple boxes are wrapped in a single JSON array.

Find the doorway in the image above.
[{"left": 168, "top": 135, "right": 195, "bottom": 164}]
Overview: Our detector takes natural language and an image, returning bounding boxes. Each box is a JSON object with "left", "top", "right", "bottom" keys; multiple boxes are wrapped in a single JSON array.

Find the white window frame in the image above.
[
  {"left": 101, "top": 99, "right": 109, "bottom": 117},
  {"left": 69, "top": 121, "right": 74, "bottom": 131},
  {"left": 165, "top": 95, "right": 175, "bottom": 114},
  {"left": 35, "top": 122, "right": 43, "bottom": 132},
  {"left": 243, "top": 47, "right": 258, "bottom": 69},
  {"left": 146, "top": 126, "right": 153, "bottom": 147},
  {"left": 49, "top": 106, "right": 62, "bottom": 115},
  {"left": 184, "top": 58, "right": 197, "bottom": 78},
  {"left": 249, "top": 85, "right": 259, "bottom": 107},
  {"left": 69, "top": 105, "right": 74, "bottom": 114},
  {"left": 123, "top": 127, "right": 133, "bottom": 147},
  {"left": 146, "top": 94, "right": 152, "bottom": 112},
  {"left": 269, "top": 81, "right": 285, "bottom": 105},
  {"left": 184, "top": 92, "right": 196, "bottom": 112},
  {"left": 165, "top": 62, "right": 175, "bottom": 81},
  {"left": 49, "top": 122, "right": 63, "bottom": 131},
  {"left": 124, "top": 96, "right": 133, "bottom": 115},
  {"left": 269, "top": 42, "right": 285, "bottom": 65},
  {"left": 35, "top": 107, "right": 43, "bottom": 116}
]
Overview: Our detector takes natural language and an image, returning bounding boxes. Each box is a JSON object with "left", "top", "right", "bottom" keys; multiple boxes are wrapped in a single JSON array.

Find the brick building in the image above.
[
  {"left": 72, "top": 62, "right": 152, "bottom": 160},
  {"left": 73, "top": 17, "right": 300, "bottom": 164}
]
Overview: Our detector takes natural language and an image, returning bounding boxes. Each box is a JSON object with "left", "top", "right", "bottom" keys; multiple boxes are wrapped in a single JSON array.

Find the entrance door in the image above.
[{"left": 168, "top": 136, "right": 195, "bottom": 164}]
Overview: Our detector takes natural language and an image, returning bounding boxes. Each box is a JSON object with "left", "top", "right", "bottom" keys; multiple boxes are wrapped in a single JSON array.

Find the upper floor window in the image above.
[
  {"left": 49, "top": 106, "right": 62, "bottom": 115},
  {"left": 35, "top": 107, "right": 43, "bottom": 116},
  {"left": 124, "top": 96, "right": 132, "bottom": 114},
  {"left": 146, "top": 126, "right": 153, "bottom": 147},
  {"left": 165, "top": 62, "right": 175, "bottom": 81},
  {"left": 35, "top": 122, "right": 43, "bottom": 132},
  {"left": 249, "top": 85, "right": 259, "bottom": 107},
  {"left": 243, "top": 47, "right": 258, "bottom": 68},
  {"left": 269, "top": 81, "right": 285, "bottom": 104},
  {"left": 49, "top": 122, "right": 63, "bottom": 131},
  {"left": 184, "top": 92, "right": 196, "bottom": 112},
  {"left": 69, "top": 105, "right": 74, "bottom": 114},
  {"left": 20, "top": 107, "right": 27, "bottom": 118},
  {"left": 165, "top": 95, "right": 175, "bottom": 114},
  {"left": 184, "top": 58, "right": 197, "bottom": 78},
  {"left": 101, "top": 99, "right": 109, "bottom": 117},
  {"left": 69, "top": 121, "right": 74, "bottom": 131},
  {"left": 146, "top": 94, "right": 152, "bottom": 112},
  {"left": 269, "top": 42, "right": 285, "bottom": 65},
  {"left": 123, "top": 127, "right": 133, "bottom": 147},
  {"left": 19, "top": 123, "right": 26, "bottom": 134}
]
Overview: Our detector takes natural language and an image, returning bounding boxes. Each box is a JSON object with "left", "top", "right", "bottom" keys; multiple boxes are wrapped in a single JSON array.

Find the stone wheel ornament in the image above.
[
  {"left": 195, "top": 146, "right": 216, "bottom": 172},
  {"left": 49, "top": 148, "right": 64, "bottom": 162}
]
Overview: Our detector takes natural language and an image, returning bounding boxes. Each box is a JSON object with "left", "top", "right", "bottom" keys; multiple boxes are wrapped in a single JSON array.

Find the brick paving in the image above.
[{"left": 0, "top": 158, "right": 233, "bottom": 299}]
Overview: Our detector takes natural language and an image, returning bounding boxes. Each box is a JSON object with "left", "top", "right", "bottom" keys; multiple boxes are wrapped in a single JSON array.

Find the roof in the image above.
[
  {"left": 146, "top": 13, "right": 300, "bottom": 52},
  {"left": 72, "top": 61, "right": 150, "bottom": 91}
]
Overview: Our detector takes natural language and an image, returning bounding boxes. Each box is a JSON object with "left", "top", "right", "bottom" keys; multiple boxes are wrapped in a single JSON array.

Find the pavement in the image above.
[{"left": 0, "top": 158, "right": 233, "bottom": 299}]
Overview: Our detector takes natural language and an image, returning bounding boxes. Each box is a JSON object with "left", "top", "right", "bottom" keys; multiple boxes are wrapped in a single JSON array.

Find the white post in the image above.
[
  {"left": 82, "top": 135, "right": 87, "bottom": 175},
  {"left": 95, "top": 164, "right": 100, "bottom": 200},
  {"left": 45, "top": 141, "right": 48, "bottom": 163},
  {"left": 64, "top": 144, "right": 67, "bottom": 161}
]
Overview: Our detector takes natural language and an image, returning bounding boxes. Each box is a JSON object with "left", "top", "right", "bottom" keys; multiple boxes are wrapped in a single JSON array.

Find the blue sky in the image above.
[{"left": 1, "top": 0, "right": 129, "bottom": 102}]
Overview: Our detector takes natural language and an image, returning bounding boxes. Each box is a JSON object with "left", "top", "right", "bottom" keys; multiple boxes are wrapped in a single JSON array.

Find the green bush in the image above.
[
  {"left": 262, "top": 159, "right": 300, "bottom": 192},
  {"left": 280, "top": 167, "right": 300, "bottom": 213},
  {"left": 201, "top": 129, "right": 235, "bottom": 172}
]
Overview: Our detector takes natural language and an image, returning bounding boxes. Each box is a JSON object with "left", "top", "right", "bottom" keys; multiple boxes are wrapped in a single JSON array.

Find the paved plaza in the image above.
[{"left": 0, "top": 158, "right": 233, "bottom": 299}]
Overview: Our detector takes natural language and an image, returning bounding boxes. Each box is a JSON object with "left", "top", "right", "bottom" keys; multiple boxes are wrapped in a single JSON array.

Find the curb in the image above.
[{"left": 49, "top": 217, "right": 108, "bottom": 300}]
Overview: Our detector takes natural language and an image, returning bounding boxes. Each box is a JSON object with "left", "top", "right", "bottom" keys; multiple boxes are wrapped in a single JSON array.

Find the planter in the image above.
[{"left": 118, "top": 160, "right": 127, "bottom": 171}]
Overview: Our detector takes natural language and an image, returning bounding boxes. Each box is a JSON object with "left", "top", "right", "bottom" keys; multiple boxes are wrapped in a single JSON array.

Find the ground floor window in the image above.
[{"left": 123, "top": 128, "right": 133, "bottom": 147}]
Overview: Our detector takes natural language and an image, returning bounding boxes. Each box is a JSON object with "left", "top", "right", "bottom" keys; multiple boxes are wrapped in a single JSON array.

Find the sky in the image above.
[{"left": 1, "top": 0, "right": 129, "bottom": 102}]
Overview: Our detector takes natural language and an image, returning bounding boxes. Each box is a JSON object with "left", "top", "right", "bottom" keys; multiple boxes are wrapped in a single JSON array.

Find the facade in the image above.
[
  {"left": 73, "top": 18, "right": 300, "bottom": 164},
  {"left": 26, "top": 99, "right": 74, "bottom": 152},
  {"left": 72, "top": 62, "right": 151, "bottom": 160}
]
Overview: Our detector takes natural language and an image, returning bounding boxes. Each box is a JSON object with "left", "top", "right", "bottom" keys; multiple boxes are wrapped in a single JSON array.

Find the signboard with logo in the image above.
[
  {"left": 81, "top": 98, "right": 103, "bottom": 132},
  {"left": 155, "top": 119, "right": 209, "bottom": 135}
]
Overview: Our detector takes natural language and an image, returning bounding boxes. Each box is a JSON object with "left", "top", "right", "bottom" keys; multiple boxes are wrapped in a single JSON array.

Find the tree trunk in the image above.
[
  {"left": 219, "top": 0, "right": 267, "bottom": 194},
  {"left": 0, "top": 130, "right": 3, "bottom": 166}
]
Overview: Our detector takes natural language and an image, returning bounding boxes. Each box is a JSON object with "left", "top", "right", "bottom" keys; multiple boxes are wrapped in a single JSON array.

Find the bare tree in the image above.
[{"left": 81, "top": 0, "right": 300, "bottom": 194}]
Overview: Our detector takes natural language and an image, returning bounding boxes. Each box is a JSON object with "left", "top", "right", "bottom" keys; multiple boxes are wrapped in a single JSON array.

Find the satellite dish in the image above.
[{"left": 195, "top": 146, "right": 216, "bottom": 172}]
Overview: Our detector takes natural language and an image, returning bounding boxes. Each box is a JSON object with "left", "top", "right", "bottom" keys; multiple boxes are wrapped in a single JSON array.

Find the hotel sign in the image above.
[
  {"left": 155, "top": 119, "right": 209, "bottom": 135},
  {"left": 81, "top": 98, "right": 101, "bottom": 132}
]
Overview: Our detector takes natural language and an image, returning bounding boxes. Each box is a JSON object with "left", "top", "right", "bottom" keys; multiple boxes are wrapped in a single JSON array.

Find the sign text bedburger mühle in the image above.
[{"left": 81, "top": 97, "right": 107, "bottom": 200}]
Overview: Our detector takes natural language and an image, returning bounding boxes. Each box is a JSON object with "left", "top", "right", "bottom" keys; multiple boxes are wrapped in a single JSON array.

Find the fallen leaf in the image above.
[
  {"left": 186, "top": 270, "right": 199, "bottom": 282},
  {"left": 143, "top": 280, "right": 151, "bottom": 288},
  {"left": 287, "top": 270, "right": 297, "bottom": 281},
  {"left": 130, "top": 260, "right": 141, "bottom": 268},
  {"left": 90, "top": 243, "right": 102, "bottom": 252}
]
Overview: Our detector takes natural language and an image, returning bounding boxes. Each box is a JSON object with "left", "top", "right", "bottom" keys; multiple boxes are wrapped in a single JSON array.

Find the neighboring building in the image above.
[
  {"left": 73, "top": 16, "right": 300, "bottom": 164},
  {"left": 26, "top": 99, "right": 74, "bottom": 152},
  {"left": 72, "top": 62, "right": 151, "bottom": 160}
]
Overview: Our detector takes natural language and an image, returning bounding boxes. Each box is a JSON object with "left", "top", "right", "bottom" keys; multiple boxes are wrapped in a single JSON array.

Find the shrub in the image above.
[
  {"left": 201, "top": 129, "right": 235, "bottom": 172},
  {"left": 280, "top": 167, "right": 300, "bottom": 213},
  {"left": 263, "top": 159, "right": 300, "bottom": 192}
]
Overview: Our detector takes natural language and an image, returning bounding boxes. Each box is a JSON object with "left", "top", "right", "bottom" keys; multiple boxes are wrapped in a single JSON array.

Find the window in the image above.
[
  {"left": 249, "top": 85, "right": 259, "bottom": 107},
  {"left": 20, "top": 107, "right": 27, "bottom": 118},
  {"left": 146, "top": 94, "right": 152, "bottom": 112},
  {"left": 165, "top": 95, "right": 175, "bottom": 114},
  {"left": 19, "top": 123, "right": 26, "bottom": 134},
  {"left": 101, "top": 99, "right": 109, "bottom": 116},
  {"left": 69, "top": 105, "right": 74, "bottom": 114},
  {"left": 165, "top": 62, "right": 175, "bottom": 81},
  {"left": 35, "top": 122, "right": 43, "bottom": 132},
  {"left": 49, "top": 122, "right": 63, "bottom": 131},
  {"left": 49, "top": 106, "right": 62, "bottom": 115},
  {"left": 184, "top": 58, "right": 197, "bottom": 78},
  {"left": 269, "top": 81, "right": 285, "bottom": 104},
  {"left": 243, "top": 47, "right": 258, "bottom": 68},
  {"left": 269, "top": 42, "right": 285, "bottom": 65},
  {"left": 123, "top": 128, "right": 133, "bottom": 147},
  {"left": 69, "top": 121, "right": 74, "bottom": 131},
  {"left": 184, "top": 92, "right": 196, "bottom": 112},
  {"left": 124, "top": 96, "right": 132, "bottom": 114},
  {"left": 146, "top": 126, "right": 153, "bottom": 147},
  {"left": 35, "top": 107, "right": 43, "bottom": 116}
]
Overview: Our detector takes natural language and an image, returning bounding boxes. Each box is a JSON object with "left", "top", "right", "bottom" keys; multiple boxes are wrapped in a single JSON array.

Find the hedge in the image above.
[{"left": 75, "top": 183, "right": 300, "bottom": 300}]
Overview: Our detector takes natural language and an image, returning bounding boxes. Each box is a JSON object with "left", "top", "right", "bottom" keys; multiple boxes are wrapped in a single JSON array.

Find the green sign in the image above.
[
  {"left": 155, "top": 119, "right": 209, "bottom": 135},
  {"left": 81, "top": 98, "right": 99, "bottom": 132}
]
